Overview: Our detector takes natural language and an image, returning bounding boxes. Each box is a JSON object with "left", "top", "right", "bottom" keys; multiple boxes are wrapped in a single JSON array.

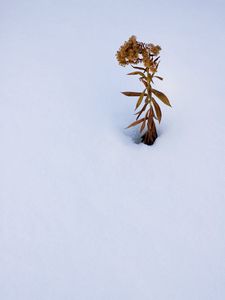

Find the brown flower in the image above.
[
  {"left": 116, "top": 36, "right": 161, "bottom": 71},
  {"left": 150, "top": 44, "right": 161, "bottom": 56},
  {"left": 116, "top": 36, "right": 141, "bottom": 66}
]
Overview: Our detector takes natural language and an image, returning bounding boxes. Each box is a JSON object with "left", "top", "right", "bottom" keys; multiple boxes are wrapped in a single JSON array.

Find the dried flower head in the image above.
[
  {"left": 116, "top": 35, "right": 140, "bottom": 66},
  {"left": 116, "top": 36, "right": 161, "bottom": 70}
]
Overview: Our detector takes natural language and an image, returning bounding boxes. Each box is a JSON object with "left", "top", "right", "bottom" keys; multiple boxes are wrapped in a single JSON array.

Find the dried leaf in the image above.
[
  {"left": 154, "top": 56, "right": 160, "bottom": 63},
  {"left": 131, "top": 65, "right": 146, "bottom": 71},
  {"left": 139, "top": 109, "right": 150, "bottom": 132},
  {"left": 127, "top": 71, "right": 146, "bottom": 78},
  {"left": 154, "top": 61, "right": 160, "bottom": 72},
  {"left": 152, "top": 89, "right": 171, "bottom": 107},
  {"left": 140, "top": 118, "right": 146, "bottom": 133},
  {"left": 121, "top": 91, "right": 142, "bottom": 97},
  {"left": 135, "top": 89, "right": 146, "bottom": 110},
  {"left": 135, "top": 102, "right": 148, "bottom": 120},
  {"left": 126, "top": 118, "right": 145, "bottom": 129},
  {"left": 145, "top": 108, "right": 150, "bottom": 119},
  {"left": 154, "top": 76, "right": 163, "bottom": 80},
  {"left": 152, "top": 98, "right": 162, "bottom": 123}
]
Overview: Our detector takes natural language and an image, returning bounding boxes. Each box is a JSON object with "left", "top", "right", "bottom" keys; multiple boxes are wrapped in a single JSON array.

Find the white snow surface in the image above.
[{"left": 0, "top": 1, "right": 225, "bottom": 299}]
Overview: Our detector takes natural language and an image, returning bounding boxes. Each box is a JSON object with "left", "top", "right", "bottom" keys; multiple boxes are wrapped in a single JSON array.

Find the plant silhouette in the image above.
[{"left": 116, "top": 36, "right": 171, "bottom": 145}]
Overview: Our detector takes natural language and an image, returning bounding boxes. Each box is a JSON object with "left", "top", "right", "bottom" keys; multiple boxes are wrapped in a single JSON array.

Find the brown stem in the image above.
[
  {"left": 141, "top": 67, "right": 158, "bottom": 145},
  {"left": 141, "top": 116, "right": 158, "bottom": 145}
]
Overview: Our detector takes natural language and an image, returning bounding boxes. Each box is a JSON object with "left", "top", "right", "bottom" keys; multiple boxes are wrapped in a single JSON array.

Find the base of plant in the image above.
[{"left": 141, "top": 121, "right": 158, "bottom": 146}]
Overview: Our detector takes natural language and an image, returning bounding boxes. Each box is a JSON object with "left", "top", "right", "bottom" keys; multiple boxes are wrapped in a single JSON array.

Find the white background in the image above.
[{"left": 0, "top": 0, "right": 225, "bottom": 299}]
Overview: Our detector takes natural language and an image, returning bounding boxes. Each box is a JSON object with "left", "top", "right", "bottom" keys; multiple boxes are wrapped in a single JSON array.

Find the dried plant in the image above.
[{"left": 116, "top": 36, "right": 171, "bottom": 145}]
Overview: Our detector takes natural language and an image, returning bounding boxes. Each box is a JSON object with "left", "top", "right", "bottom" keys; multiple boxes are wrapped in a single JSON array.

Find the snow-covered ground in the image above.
[{"left": 0, "top": 1, "right": 225, "bottom": 299}]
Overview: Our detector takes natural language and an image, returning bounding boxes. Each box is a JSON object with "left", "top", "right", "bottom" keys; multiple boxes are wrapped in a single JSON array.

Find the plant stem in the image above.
[
  {"left": 141, "top": 67, "right": 158, "bottom": 145},
  {"left": 146, "top": 67, "right": 152, "bottom": 110}
]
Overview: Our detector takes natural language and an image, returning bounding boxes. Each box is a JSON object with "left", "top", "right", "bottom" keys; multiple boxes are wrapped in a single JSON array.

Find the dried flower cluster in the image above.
[
  {"left": 116, "top": 35, "right": 161, "bottom": 72},
  {"left": 116, "top": 36, "right": 171, "bottom": 145}
]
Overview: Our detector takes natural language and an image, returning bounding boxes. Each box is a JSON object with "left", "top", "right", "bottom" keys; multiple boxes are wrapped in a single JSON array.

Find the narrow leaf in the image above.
[
  {"left": 152, "top": 98, "right": 162, "bottom": 123},
  {"left": 140, "top": 118, "right": 146, "bottom": 133},
  {"left": 127, "top": 71, "right": 146, "bottom": 77},
  {"left": 135, "top": 89, "right": 146, "bottom": 110},
  {"left": 135, "top": 102, "right": 148, "bottom": 120},
  {"left": 152, "top": 89, "right": 171, "bottom": 107},
  {"left": 155, "top": 61, "right": 160, "bottom": 72},
  {"left": 121, "top": 91, "right": 142, "bottom": 97},
  {"left": 126, "top": 118, "right": 145, "bottom": 129},
  {"left": 131, "top": 65, "right": 146, "bottom": 71},
  {"left": 154, "top": 76, "right": 163, "bottom": 80},
  {"left": 145, "top": 108, "right": 150, "bottom": 119}
]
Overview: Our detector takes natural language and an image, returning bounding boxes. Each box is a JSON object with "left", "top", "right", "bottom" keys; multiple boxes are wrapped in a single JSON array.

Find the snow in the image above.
[{"left": 0, "top": 0, "right": 225, "bottom": 299}]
